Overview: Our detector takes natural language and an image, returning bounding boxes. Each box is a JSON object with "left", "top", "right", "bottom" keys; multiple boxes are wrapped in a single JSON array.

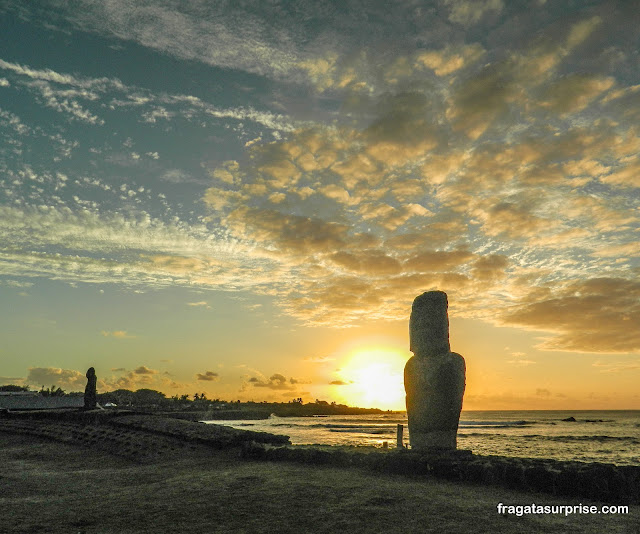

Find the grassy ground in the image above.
[{"left": 0, "top": 433, "right": 637, "bottom": 534}]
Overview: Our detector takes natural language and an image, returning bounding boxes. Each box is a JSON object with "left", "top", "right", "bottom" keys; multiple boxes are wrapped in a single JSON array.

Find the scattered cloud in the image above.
[
  {"left": 503, "top": 278, "right": 640, "bottom": 353},
  {"left": 592, "top": 360, "right": 640, "bottom": 373},
  {"left": 133, "top": 366, "right": 157, "bottom": 375},
  {"left": 1, "top": 4, "right": 638, "bottom": 358},
  {"left": 445, "top": 0, "right": 504, "bottom": 26},
  {"left": 540, "top": 74, "right": 614, "bottom": 114},
  {"left": 304, "top": 355, "right": 336, "bottom": 364},
  {"left": 507, "top": 359, "right": 536, "bottom": 366},
  {"left": 101, "top": 330, "right": 136, "bottom": 339},
  {"left": 416, "top": 44, "right": 485, "bottom": 77},
  {"left": 25, "top": 367, "right": 87, "bottom": 391},
  {"left": 248, "top": 373, "right": 298, "bottom": 391},
  {"left": 507, "top": 352, "right": 537, "bottom": 366},
  {"left": 0, "top": 376, "right": 25, "bottom": 385},
  {"left": 196, "top": 371, "right": 219, "bottom": 381},
  {"left": 187, "top": 301, "right": 211, "bottom": 309},
  {"left": 0, "top": 57, "right": 298, "bottom": 134}
]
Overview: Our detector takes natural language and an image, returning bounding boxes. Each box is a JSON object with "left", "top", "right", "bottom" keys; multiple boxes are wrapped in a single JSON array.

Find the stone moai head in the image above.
[
  {"left": 409, "top": 291, "right": 450, "bottom": 357},
  {"left": 86, "top": 367, "right": 95, "bottom": 379}
]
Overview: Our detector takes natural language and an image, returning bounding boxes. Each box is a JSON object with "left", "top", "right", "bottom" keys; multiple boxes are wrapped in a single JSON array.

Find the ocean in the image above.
[{"left": 204, "top": 410, "right": 640, "bottom": 466}]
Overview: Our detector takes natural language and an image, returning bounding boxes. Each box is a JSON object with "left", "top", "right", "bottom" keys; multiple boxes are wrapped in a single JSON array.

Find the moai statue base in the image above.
[{"left": 404, "top": 291, "right": 465, "bottom": 450}]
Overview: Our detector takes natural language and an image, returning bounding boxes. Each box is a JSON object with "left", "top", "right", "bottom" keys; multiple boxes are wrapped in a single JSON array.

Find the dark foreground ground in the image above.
[{"left": 0, "top": 431, "right": 637, "bottom": 534}]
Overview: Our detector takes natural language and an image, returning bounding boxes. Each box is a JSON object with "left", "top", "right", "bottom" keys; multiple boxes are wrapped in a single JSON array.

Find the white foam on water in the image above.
[{"left": 203, "top": 410, "right": 640, "bottom": 465}]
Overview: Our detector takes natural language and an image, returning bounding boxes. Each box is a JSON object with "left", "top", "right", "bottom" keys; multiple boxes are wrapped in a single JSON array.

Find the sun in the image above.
[{"left": 337, "top": 348, "right": 408, "bottom": 411}]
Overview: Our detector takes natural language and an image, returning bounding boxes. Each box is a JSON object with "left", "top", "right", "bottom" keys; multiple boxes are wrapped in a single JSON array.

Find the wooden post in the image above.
[{"left": 397, "top": 424, "right": 404, "bottom": 448}]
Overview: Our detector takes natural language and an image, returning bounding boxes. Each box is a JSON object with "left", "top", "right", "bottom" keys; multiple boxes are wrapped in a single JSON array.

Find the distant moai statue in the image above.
[
  {"left": 84, "top": 367, "right": 97, "bottom": 410},
  {"left": 404, "top": 291, "right": 465, "bottom": 450}
]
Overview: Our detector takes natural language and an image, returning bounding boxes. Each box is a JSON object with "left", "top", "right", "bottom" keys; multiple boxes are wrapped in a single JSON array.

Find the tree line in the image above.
[{"left": 0, "top": 384, "right": 390, "bottom": 413}]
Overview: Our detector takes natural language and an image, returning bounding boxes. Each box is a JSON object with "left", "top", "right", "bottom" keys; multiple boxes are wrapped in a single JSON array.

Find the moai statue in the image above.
[
  {"left": 404, "top": 291, "right": 465, "bottom": 450},
  {"left": 84, "top": 367, "right": 97, "bottom": 410}
]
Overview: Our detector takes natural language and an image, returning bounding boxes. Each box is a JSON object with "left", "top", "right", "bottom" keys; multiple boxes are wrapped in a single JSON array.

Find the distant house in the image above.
[{"left": 0, "top": 392, "right": 84, "bottom": 410}]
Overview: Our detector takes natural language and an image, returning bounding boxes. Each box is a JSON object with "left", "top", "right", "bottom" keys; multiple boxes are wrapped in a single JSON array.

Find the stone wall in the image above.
[{"left": 240, "top": 445, "right": 640, "bottom": 504}]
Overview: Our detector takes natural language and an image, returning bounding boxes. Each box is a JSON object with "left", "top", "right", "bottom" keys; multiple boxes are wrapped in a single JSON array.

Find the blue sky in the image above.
[{"left": 1, "top": 1, "right": 639, "bottom": 409}]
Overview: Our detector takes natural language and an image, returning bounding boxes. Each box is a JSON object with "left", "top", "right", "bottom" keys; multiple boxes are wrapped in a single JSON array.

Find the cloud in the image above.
[
  {"left": 592, "top": 361, "right": 640, "bottom": 373},
  {"left": 330, "top": 250, "right": 403, "bottom": 275},
  {"left": 48, "top": 1, "right": 301, "bottom": 82},
  {"left": 224, "top": 207, "right": 351, "bottom": 256},
  {"left": 444, "top": 16, "right": 605, "bottom": 139},
  {"left": 565, "top": 15, "right": 603, "bottom": 50},
  {"left": 590, "top": 242, "right": 640, "bottom": 259},
  {"left": 503, "top": 278, "right": 640, "bottom": 353},
  {"left": 160, "top": 169, "right": 198, "bottom": 184},
  {"left": 109, "top": 370, "right": 155, "bottom": 390},
  {"left": 0, "top": 376, "right": 25, "bottom": 385},
  {"left": 249, "top": 373, "right": 298, "bottom": 391},
  {"left": 2, "top": 5, "right": 638, "bottom": 356},
  {"left": 507, "top": 351, "right": 536, "bottom": 366},
  {"left": 29, "top": 2, "right": 450, "bottom": 97},
  {"left": 540, "top": 74, "right": 614, "bottom": 114},
  {"left": 600, "top": 157, "right": 640, "bottom": 189},
  {"left": 507, "top": 359, "right": 536, "bottom": 366},
  {"left": 133, "top": 366, "right": 157, "bottom": 375},
  {"left": 101, "top": 330, "right": 136, "bottom": 339},
  {"left": 0, "top": 58, "right": 117, "bottom": 125},
  {"left": 0, "top": 58, "right": 124, "bottom": 89},
  {"left": 471, "top": 255, "right": 509, "bottom": 281},
  {"left": 0, "top": 203, "right": 276, "bottom": 293},
  {"left": 415, "top": 44, "right": 484, "bottom": 76},
  {"left": 0, "top": 57, "right": 299, "bottom": 133},
  {"left": 200, "top": 111, "right": 636, "bottom": 335},
  {"left": 196, "top": 371, "right": 219, "bottom": 381},
  {"left": 25, "top": 367, "right": 87, "bottom": 391},
  {"left": 403, "top": 249, "right": 475, "bottom": 273},
  {"left": 187, "top": 301, "right": 211, "bottom": 309},
  {"left": 445, "top": 0, "right": 504, "bottom": 26},
  {"left": 445, "top": 60, "right": 525, "bottom": 140},
  {"left": 329, "top": 380, "right": 352, "bottom": 386},
  {"left": 304, "top": 355, "right": 336, "bottom": 364}
]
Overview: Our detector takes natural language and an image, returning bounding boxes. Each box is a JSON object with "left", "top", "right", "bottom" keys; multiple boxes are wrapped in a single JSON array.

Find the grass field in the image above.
[{"left": 1, "top": 432, "right": 637, "bottom": 533}]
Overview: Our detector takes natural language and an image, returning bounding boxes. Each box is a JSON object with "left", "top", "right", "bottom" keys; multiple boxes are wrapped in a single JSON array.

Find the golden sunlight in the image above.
[{"left": 337, "top": 348, "right": 408, "bottom": 411}]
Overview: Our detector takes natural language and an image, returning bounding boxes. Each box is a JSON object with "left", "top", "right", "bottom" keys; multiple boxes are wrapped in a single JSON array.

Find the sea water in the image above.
[{"left": 204, "top": 410, "right": 640, "bottom": 466}]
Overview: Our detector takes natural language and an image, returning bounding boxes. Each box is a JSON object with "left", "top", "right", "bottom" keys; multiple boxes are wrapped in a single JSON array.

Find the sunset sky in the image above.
[{"left": 1, "top": 1, "right": 639, "bottom": 411}]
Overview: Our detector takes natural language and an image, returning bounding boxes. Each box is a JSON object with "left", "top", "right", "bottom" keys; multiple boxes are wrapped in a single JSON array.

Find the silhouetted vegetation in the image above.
[
  {"left": 94, "top": 388, "right": 389, "bottom": 417},
  {"left": 0, "top": 385, "right": 30, "bottom": 392},
  {"left": 39, "top": 385, "right": 66, "bottom": 397}
]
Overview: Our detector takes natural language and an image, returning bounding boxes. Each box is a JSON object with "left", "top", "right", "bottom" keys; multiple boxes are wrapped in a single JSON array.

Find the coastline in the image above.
[{"left": 1, "top": 411, "right": 638, "bottom": 533}]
